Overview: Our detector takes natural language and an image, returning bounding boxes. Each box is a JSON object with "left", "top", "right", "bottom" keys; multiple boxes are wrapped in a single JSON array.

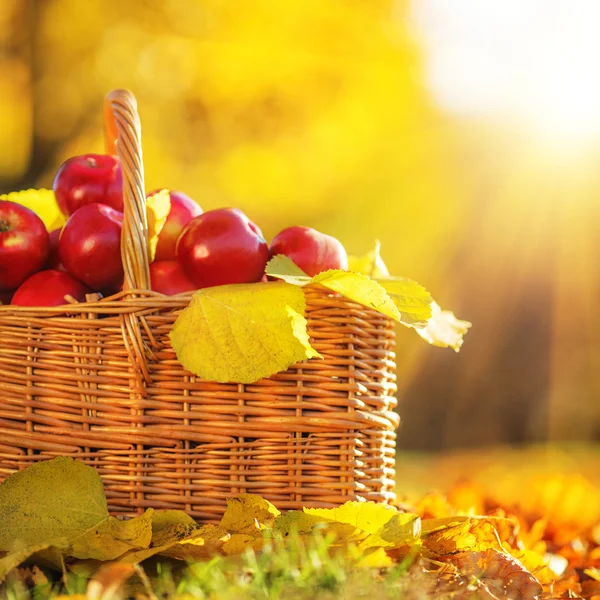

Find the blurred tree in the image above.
[{"left": 2, "top": 0, "right": 598, "bottom": 450}]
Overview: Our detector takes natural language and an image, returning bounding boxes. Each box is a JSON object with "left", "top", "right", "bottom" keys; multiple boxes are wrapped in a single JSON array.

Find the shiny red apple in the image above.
[
  {"left": 0, "top": 200, "right": 50, "bottom": 291},
  {"left": 53, "top": 153, "right": 123, "bottom": 216},
  {"left": 176, "top": 208, "right": 269, "bottom": 287},
  {"left": 150, "top": 261, "right": 196, "bottom": 295},
  {"left": 59, "top": 203, "right": 124, "bottom": 293},
  {"left": 269, "top": 226, "right": 348, "bottom": 276},
  {"left": 148, "top": 189, "right": 202, "bottom": 261},
  {"left": 12, "top": 269, "right": 90, "bottom": 306}
]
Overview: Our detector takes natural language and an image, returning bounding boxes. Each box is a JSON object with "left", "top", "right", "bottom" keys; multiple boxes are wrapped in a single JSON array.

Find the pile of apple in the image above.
[{"left": 0, "top": 153, "right": 349, "bottom": 307}]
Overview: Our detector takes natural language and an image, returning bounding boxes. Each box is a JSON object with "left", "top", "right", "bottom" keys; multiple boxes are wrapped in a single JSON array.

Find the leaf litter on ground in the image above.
[{"left": 2, "top": 456, "right": 600, "bottom": 599}]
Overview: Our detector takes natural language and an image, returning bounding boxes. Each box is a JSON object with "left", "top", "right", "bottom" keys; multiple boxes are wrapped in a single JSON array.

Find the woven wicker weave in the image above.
[{"left": 0, "top": 89, "right": 398, "bottom": 521}]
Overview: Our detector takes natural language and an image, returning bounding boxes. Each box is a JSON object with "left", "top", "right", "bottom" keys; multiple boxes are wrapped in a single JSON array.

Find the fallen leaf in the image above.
[
  {"left": 359, "top": 513, "right": 422, "bottom": 550},
  {"left": 70, "top": 509, "right": 154, "bottom": 561},
  {"left": 273, "top": 511, "right": 361, "bottom": 542},
  {"left": 170, "top": 281, "right": 320, "bottom": 383},
  {"left": 220, "top": 494, "right": 281, "bottom": 534},
  {"left": 0, "top": 541, "right": 67, "bottom": 584},
  {"left": 448, "top": 549, "right": 543, "bottom": 600},
  {"left": 0, "top": 457, "right": 152, "bottom": 561},
  {"left": 304, "top": 501, "right": 400, "bottom": 534},
  {"left": 422, "top": 517, "right": 503, "bottom": 556}
]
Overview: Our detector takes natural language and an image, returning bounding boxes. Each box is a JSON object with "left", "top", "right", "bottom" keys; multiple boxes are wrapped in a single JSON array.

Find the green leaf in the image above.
[
  {"left": 416, "top": 301, "right": 472, "bottom": 352},
  {"left": 169, "top": 281, "right": 321, "bottom": 384}
]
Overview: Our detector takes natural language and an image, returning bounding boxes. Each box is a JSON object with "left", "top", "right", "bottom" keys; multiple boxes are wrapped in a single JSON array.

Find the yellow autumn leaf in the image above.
[
  {"left": 145, "top": 188, "right": 171, "bottom": 262},
  {"left": 220, "top": 494, "right": 281, "bottom": 534},
  {"left": 273, "top": 511, "right": 363, "bottom": 543},
  {"left": 70, "top": 509, "right": 154, "bottom": 561},
  {"left": 0, "top": 457, "right": 152, "bottom": 561},
  {"left": 160, "top": 524, "right": 230, "bottom": 561},
  {"left": 266, "top": 256, "right": 400, "bottom": 322},
  {"left": 375, "top": 277, "right": 433, "bottom": 327},
  {"left": 117, "top": 510, "right": 202, "bottom": 564},
  {"left": 355, "top": 547, "right": 394, "bottom": 568},
  {"left": 169, "top": 281, "right": 321, "bottom": 384},
  {"left": 416, "top": 301, "right": 472, "bottom": 352},
  {"left": 311, "top": 270, "right": 401, "bottom": 321},
  {"left": 222, "top": 533, "right": 266, "bottom": 556},
  {"left": 0, "top": 189, "right": 65, "bottom": 231},
  {"left": 304, "top": 501, "right": 400, "bottom": 535},
  {"left": 421, "top": 516, "right": 503, "bottom": 557},
  {"left": 0, "top": 540, "right": 68, "bottom": 584},
  {"left": 347, "top": 240, "right": 390, "bottom": 278},
  {"left": 359, "top": 513, "right": 422, "bottom": 550}
]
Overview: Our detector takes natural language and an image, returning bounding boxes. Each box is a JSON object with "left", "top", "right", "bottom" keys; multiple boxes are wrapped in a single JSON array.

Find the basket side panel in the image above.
[{"left": 0, "top": 288, "right": 398, "bottom": 520}]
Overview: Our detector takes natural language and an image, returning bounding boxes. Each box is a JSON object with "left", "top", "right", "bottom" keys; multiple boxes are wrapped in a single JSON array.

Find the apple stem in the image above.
[{"left": 0, "top": 220, "right": 11, "bottom": 232}]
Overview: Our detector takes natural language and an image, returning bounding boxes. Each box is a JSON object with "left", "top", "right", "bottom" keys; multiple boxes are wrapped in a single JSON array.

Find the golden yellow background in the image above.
[{"left": 1, "top": 0, "right": 598, "bottom": 450}]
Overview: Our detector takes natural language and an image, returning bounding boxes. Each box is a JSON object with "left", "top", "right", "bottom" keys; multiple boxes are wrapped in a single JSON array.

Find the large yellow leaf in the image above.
[
  {"left": 0, "top": 457, "right": 152, "bottom": 561},
  {"left": 145, "top": 188, "right": 171, "bottom": 262},
  {"left": 169, "top": 281, "right": 321, "bottom": 383},
  {"left": 0, "top": 189, "right": 65, "bottom": 231}
]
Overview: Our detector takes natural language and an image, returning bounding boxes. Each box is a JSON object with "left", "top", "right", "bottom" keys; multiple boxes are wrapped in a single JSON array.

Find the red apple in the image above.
[
  {"left": 150, "top": 261, "right": 196, "bottom": 295},
  {"left": 0, "top": 200, "right": 50, "bottom": 291},
  {"left": 12, "top": 269, "right": 90, "bottom": 307},
  {"left": 46, "top": 227, "right": 66, "bottom": 271},
  {"left": 176, "top": 208, "right": 269, "bottom": 287},
  {"left": 148, "top": 189, "right": 202, "bottom": 261},
  {"left": 53, "top": 153, "right": 123, "bottom": 216},
  {"left": 269, "top": 226, "right": 348, "bottom": 277},
  {"left": 59, "top": 203, "right": 124, "bottom": 292}
]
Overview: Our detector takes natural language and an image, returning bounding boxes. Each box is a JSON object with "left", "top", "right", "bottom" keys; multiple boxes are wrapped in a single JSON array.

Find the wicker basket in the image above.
[{"left": 0, "top": 89, "right": 399, "bottom": 521}]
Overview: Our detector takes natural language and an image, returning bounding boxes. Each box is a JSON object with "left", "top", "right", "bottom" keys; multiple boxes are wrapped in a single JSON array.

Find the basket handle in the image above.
[{"left": 104, "top": 89, "right": 150, "bottom": 292}]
